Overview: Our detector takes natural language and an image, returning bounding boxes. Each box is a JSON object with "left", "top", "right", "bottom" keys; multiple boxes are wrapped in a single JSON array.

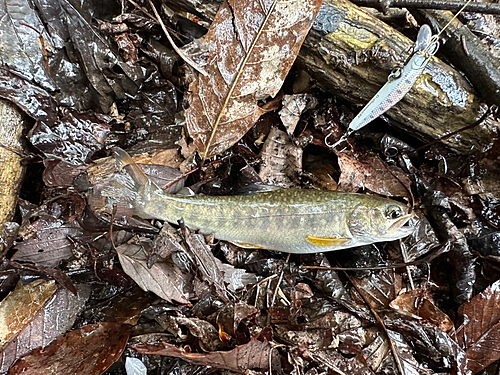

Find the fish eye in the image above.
[{"left": 386, "top": 205, "right": 403, "bottom": 219}]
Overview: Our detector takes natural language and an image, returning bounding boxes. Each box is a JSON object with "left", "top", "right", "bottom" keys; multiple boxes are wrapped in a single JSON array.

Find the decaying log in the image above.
[
  {"left": 165, "top": 0, "right": 498, "bottom": 154},
  {"left": 0, "top": 99, "right": 26, "bottom": 226}
]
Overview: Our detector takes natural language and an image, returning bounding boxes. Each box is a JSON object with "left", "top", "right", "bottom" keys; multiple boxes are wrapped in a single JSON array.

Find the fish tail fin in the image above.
[
  {"left": 112, "top": 147, "right": 159, "bottom": 219},
  {"left": 114, "top": 147, "right": 150, "bottom": 187}
]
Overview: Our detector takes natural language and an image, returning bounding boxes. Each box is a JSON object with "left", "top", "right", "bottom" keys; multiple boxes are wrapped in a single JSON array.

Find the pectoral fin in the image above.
[
  {"left": 232, "top": 241, "right": 265, "bottom": 249},
  {"left": 305, "top": 235, "right": 351, "bottom": 247}
]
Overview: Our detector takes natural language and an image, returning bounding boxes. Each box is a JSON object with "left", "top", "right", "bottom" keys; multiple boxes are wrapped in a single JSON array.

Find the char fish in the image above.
[{"left": 113, "top": 148, "right": 415, "bottom": 254}]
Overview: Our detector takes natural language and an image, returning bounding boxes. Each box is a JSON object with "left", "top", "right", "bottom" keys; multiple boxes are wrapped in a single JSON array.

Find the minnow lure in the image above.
[
  {"left": 112, "top": 148, "right": 415, "bottom": 254},
  {"left": 330, "top": 24, "right": 439, "bottom": 148}
]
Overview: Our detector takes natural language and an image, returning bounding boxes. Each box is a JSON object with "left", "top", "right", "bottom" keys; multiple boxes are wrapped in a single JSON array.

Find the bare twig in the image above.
[
  {"left": 146, "top": 0, "right": 208, "bottom": 77},
  {"left": 344, "top": 269, "right": 404, "bottom": 375}
]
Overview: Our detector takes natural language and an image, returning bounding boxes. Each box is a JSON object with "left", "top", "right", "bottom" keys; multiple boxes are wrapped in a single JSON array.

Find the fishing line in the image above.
[{"left": 421, "top": 0, "right": 475, "bottom": 56}]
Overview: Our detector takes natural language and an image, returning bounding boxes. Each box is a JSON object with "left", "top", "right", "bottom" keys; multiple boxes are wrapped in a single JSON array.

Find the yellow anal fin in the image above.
[
  {"left": 305, "top": 235, "right": 351, "bottom": 247},
  {"left": 232, "top": 241, "right": 265, "bottom": 249}
]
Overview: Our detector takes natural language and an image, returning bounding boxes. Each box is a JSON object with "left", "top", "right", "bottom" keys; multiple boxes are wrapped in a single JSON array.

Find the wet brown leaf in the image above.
[
  {"left": 185, "top": 0, "right": 322, "bottom": 158},
  {"left": 8, "top": 322, "right": 130, "bottom": 375},
  {"left": 0, "top": 284, "right": 90, "bottom": 373},
  {"left": 96, "top": 286, "right": 157, "bottom": 325},
  {"left": 0, "top": 280, "right": 57, "bottom": 347},
  {"left": 351, "top": 269, "right": 399, "bottom": 309},
  {"left": 184, "top": 231, "right": 240, "bottom": 300},
  {"left": 167, "top": 316, "right": 224, "bottom": 351},
  {"left": 457, "top": 279, "right": 500, "bottom": 374},
  {"left": 337, "top": 150, "right": 412, "bottom": 199},
  {"left": 12, "top": 216, "right": 85, "bottom": 268},
  {"left": 390, "top": 289, "right": 454, "bottom": 334},
  {"left": 387, "top": 330, "right": 429, "bottom": 375},
  {"left": 42, "top": 159, "right": 87, "bottom": 188},
  {"left": 116, "top": 241, "right": 192, "bottom": 304},
  {"left": 216, "top": 301, "right": 260, "bottom": 337},
  {"left": 302, "top": 348, "right": 373, "bottom": 375},
  {"left": 131, "top": 337, "right": 272, "bottom": 372}
]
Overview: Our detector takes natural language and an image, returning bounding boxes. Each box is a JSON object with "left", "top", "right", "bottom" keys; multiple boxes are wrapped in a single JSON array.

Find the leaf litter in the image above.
[{"left": 1, "top": 0, "right": 500, "bottom": 373}]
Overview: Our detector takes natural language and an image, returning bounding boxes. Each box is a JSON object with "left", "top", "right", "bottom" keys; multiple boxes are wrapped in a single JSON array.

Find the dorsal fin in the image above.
[
  {"left": 235, "top": 184, "right": 283, "bottom": 195},
  {"left": 114, "top": 147, "right": 150, "bottom": 187}
]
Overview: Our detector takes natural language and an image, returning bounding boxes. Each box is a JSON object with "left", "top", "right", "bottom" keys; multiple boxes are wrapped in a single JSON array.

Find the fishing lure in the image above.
[{"left": 330, "top": 24, "right": 440, "bottom": 149}]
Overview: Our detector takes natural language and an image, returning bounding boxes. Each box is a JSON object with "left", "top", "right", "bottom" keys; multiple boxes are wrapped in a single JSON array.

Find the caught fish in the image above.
[
  {"left": 331, "top": 24, "right": 439, "bottom": 148},
  {"left": 113, "top": 148, "right": 415, "bottom": 254}
]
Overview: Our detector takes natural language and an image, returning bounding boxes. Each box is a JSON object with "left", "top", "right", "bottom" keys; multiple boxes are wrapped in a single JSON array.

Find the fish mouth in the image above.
[{"left": 387, "top": 213, "right": 415, "bottom": 234}]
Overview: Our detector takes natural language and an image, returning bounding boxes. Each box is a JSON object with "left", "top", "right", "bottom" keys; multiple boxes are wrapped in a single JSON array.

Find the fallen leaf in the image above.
[
  {"left": 337, "top": 150, "right": 412, "bottom": 199},
  {"left": 216, "top": 302, "right": 260, "bottom": 337},
  {"left": 8, "top": 322, "right": 130, "bottom": 375},
  {"left": 390, "top": 289, "right": 454, "bottom": 334},
  {"left": 387, "top": 330, "right": 429, "bottom": 375},
  {"left": 166, "top": 316, "right": 224, "bottom": 352},
  {"left": 12, "top": 216, "right": 85, "bottom": 268},
  {"left": 303, "top": 348, "right": 373, "bottom": 375},
  {"left": 0, "top": 0, "right": 53, "bottom": 90},
  {"left": 457, "top": 279, "right": 500, "bottom": 374},
  {"left": 279, "top": 94, "right": 317, "bottom": 136},
  {"left": 131, "top": 337, "right": 272, "bottom": 372},
  {"left": 214, "top": 258, "right": 258, "bottom": 292},
  {"left": 0, "top": 68, "right": 112, "bottom": 166},
  {"left": 116, "top": 241, "right": 192, "bottom": 304},
  {"left": 42, "top": 159, "right": 87, "bottom": 188},
  {"left": 184, "top": 232, "right": 230, "bottom": 300},
  {"left": 0, "top": 280, "right": 57, "bottom": 347},
  {"left": 259, "top": 127, "right": 302, "bottom": 187},
  {"left": 0, "top": 284, "right": 90, "bottom": 374},
  {"left": 351, "top": 269, "right": 399, "bottom": 309},
  {"left": 185, "top": 0, "right": 322, "bottom": 158},
  {"left": 96, "top": 286, "right": 157, "bottom": 325}
]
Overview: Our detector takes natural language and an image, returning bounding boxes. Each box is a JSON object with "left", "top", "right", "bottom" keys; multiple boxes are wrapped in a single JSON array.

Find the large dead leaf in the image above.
[
  {"left": 8, "top": 322, "right": 130, "bottom": 375},
  {"left": 0, "top": 280, "right": 57, "bottom": 347},
  {"left": 185, "top": 0, "right": 322, "bottom": 158},
  {"left": 457, "top": 279, "right": 500, "bottom": 374},
  {"left": 116, "top": 241, "right": 191, "bottom": 304},
  {"left": 131, "top": 337, "right": 272, "bottom": 372},
  {"left": 0, "top": 284, "right": 90, "bottom": 374}
]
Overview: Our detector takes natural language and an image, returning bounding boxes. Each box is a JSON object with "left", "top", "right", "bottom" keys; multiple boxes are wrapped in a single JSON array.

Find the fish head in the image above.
[{"left": 347, "top": 198, "right": 415, "bottom": 244}]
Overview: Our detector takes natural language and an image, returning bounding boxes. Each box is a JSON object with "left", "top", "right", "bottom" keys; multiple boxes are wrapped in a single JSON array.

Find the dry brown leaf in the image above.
[
  {"left": 337, "top": 150, "right": 412, "bottom": 200},
  {"left": 131, "top": 338, "right": 272, "bottom": 372},
  {"left": 457, "top": 279, "right": 500, "bottom": 374},
  {"left": 259, "top": 127, "right": 302, "bottom": 187},
  {"left": 0, "top": 284, "right": 90, "bottom": 374},
  {"left": 279, "top": 93, "right": 317, "bottom": 136},
  {"left": 8, "top": 322, "right": 130, "bottom": 375},
  {"left": 0, "top": 280, "right": 57, "bottom": 347},
  {"left": 185, "top": 0, "right": 322, "bottom": 158},
  {"left": 116, "top": 241, "right": 191, "bottom": 304}
]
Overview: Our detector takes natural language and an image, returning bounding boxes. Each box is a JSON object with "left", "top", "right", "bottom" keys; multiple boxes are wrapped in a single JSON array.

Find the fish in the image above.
[
  {"left": 330, "top": 24, "right": 440, "bottom": 148},
  {"left": 113, "top": 147, "right": 415, "bottom": 254}
]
